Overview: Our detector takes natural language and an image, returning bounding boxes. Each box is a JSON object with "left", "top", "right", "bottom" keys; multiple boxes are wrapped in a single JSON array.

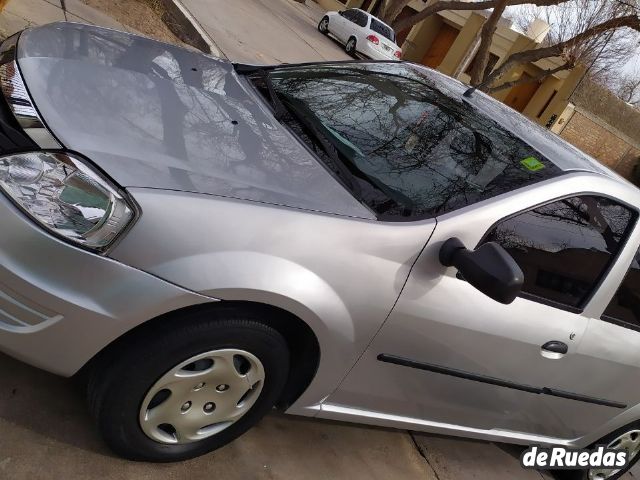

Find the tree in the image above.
[
  {"left": 613, "top": 70, "right": 640, "bottom": 105},
  {"left": 385, "top": 0, "right": 575, "bottom": 32},
  {"left": 480, "top": 5, "right": 640, "bottom": 92},
  {"left": 468, "top": 0, "right": 510, "bottom": 85},
  {"left": 378, "top": 0, "right": 640, "bottom": 92},
  {"left": 500, "top": 0, "right": 640, "bottom": 86}
]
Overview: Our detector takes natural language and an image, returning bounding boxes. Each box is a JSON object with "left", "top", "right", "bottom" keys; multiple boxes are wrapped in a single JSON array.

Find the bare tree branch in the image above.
[
  {"left": 487, "top": 62, "right": 574, "bottom": 92},
  {"left": 469, "top": 0, "right": 510, "bottom": 85},
  {"left": 613, "top": 71, "right": 640, "bottom": 104},
  {"left": 481, "top": 13, "right": 640, "bottom": 89},
  {"left": 392, "top": 0, "right": 575, "bottom": 32}
]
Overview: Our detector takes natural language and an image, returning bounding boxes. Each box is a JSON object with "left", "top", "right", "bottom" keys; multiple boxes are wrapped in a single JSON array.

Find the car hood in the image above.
[{"left": 15, "top": 23, "right": 373, "bottom": 219}]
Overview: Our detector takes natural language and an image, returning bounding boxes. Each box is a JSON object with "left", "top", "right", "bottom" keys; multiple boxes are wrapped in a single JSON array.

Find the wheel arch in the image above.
[{"left": 79, "top": 300, "right": 322, "bottom": 410}]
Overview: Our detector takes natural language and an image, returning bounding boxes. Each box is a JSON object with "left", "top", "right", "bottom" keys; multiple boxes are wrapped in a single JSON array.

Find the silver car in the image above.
[{"left": 1, "top": 23, "right": 639, "bottom": 478}]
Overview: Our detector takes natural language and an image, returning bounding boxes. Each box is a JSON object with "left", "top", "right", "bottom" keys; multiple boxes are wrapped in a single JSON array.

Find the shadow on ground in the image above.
[
  {"left": 1, "top": 352, "right": 629, "bottom": 479},
  {"left": 0, "top": 353, "right": 434, "bottom": 480}
]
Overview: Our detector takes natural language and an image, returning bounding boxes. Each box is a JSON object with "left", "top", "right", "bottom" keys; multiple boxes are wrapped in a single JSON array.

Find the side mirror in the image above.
[
  {"left": 439, "top": 237, "right": 524, "bottom": 304},
  {"left": 338, "top": 10, "right": 345, "bottom": 16}
]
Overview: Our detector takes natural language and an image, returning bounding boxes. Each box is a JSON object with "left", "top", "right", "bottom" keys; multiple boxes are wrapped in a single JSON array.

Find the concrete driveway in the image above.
[
  {"left": 179, "top": 0, "right": 350, "bottom": 64},
  {"left": 0, "top": 351, "right": 556, "bottom": 480}
]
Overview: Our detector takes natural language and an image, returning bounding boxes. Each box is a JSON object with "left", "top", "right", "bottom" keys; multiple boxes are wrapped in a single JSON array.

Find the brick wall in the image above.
[{"left": 560, "top": 108, "right": 640, "bottom": 182}]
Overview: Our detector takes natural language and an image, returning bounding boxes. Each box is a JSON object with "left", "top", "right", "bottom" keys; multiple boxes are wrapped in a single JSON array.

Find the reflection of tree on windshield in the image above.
[{"left": 268, "top": 64, "right": 562, "bottom": 219}]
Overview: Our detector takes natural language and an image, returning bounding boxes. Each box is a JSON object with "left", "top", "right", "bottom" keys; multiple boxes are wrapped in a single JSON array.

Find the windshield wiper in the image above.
[
  {"left": 258, "top": 72, "right": 364, "bottom": 199},
  {"left": 279, "top": 95, "right": 416, "bottom": 216},
  {"left": 256, "top": 72, "right": 415, "bottom": 216}
]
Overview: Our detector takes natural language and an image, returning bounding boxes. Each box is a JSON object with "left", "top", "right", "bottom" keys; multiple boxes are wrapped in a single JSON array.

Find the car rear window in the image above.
[
  {"left": 266, "top": 63, "right": 563, "bottom": 220},
  {"left": 370, "top": 18, "right": 395, "bottom": 42}
]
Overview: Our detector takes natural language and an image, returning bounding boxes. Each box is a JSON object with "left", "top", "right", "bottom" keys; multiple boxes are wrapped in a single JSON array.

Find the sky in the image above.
[
  {"left": 506, "top": 4, "right": 640, "bottom": 76},
  {"left": 624, "top": 50, "right": 639, "bottom": 75}
]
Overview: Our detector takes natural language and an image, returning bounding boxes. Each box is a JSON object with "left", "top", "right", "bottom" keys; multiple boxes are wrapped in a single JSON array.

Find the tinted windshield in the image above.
[
  {"left": 370, "top": 18, "right": 395, "bottom": 42},
  {"left": 266, "top": 63, "right": 562, "bottom": 220}
]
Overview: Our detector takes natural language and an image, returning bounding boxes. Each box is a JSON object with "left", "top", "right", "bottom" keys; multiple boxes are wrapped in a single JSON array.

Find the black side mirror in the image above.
[
  {"left": 439, "top": 237, "right": 524, "bottom": 304},
  {"left": 339, "top": 10, "right": 345, "bottom": 16}
]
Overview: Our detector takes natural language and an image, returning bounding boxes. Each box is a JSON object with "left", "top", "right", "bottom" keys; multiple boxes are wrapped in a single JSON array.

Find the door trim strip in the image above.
[{"left": 377, "top": 353, "right": 626, "bottom": 409}]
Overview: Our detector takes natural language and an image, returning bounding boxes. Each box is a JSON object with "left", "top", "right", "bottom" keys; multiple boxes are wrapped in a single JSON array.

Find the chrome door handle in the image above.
[{"left": 541, "top": 341, "right": 568, "bottom": 354}]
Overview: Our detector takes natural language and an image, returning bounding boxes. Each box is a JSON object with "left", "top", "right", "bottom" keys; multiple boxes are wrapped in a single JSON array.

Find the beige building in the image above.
[{"left": 314, "top": 0, "right": 586, "bottom": 132}]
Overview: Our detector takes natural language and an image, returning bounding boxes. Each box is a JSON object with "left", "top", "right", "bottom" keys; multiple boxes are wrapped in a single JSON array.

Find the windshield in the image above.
[
  {"left": 370, "top": 18, "right": 395, "bottom": 42},
  {"left": 264, "top": 63, "right": 562, "bottom": 220}
]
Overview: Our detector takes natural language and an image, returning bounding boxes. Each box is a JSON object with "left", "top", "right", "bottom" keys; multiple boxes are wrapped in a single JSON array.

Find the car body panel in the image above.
[
  {"left": 325, "top": 172, "right": 640, "bottom": 445},
  {"left": 16, "top": 23, "right": 373, "bottom": 220},
  {"left": 110, "top": 188, "right": 436, "bottom": 411},
  {"left": 0, "top": 191, "right": 213, "bottom": 376}
]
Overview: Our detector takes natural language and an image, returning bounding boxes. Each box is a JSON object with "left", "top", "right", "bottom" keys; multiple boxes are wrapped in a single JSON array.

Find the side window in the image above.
[
  {"left": 603, "top": 248, "right": 640, "bottom": 328},
  {"left": 342, "top": 10, "right": 357, "bottom": 22},
  {"left": 344, "top": 10, "right": 367, "bottom": 27},
  {"left": 483, "top": 196, "right": 636, "bottom": 309},
  {"left": 354, "top": 11, "right": 369, "bottom": 27}
]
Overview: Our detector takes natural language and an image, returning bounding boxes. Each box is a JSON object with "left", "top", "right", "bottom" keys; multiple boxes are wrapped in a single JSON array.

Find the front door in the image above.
[
  {"left": 325, "top": 184, "right": 640, "bottom": 441},
  {"left": 422, "top": 23, "right": 459, "bottom": 69},
  {"left": 504, "top": 73, "right": 540, "bottom": 112}
]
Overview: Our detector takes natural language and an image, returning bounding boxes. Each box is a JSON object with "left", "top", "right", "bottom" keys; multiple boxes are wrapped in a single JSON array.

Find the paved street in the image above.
[
  {"left": 0, "top": 352, "right": 537, "bottom": 480},
  {"left": 0, "top": 0, "right": 637, "bottom": 479},
  {"left": 179, "top": 0, "right": 351, "bottom": 63}
]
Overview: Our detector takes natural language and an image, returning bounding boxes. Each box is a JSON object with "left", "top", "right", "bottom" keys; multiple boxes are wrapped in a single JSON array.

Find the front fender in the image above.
[
  {"left": 111, "top": 189, "right": 436, "bottom": 411},
  {"left": 149, "top": 250, "right": 357, "bottom": 410}
]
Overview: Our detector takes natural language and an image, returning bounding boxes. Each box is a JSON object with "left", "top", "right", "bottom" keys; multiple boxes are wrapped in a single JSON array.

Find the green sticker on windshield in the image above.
[{"left": 521, "top": 156, "right": 545, "bottom": 172}]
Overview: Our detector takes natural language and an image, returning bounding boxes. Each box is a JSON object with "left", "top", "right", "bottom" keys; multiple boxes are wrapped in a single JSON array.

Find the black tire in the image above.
[
  {"left": 345, "top": 36, "right": 357, "bottom": 56},
  {"left": 87, "top": 310, "right": 290, "bottom": 462},
  {"left": 561, "top": 422, "right": 640, "bottom": 480},
  {"left": 318, "top": 15, "right": 329, "bottom": 34}
]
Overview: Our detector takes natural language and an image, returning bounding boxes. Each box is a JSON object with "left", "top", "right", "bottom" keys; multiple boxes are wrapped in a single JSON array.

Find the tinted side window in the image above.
[
  {"left": 352, "top": 11, "right": 369, "bottom": 27},
  {"left": 343, "top": 10, "right": 358, "bottom": 24},
  {"left": 370, "top": 18, "right": 395, "bottom": 42},
  {"left": 484, "top": 196, "right": 635, "bottom": 308},
  {"left": 603, "top": 248, "right": 640, "bottom": 328}
]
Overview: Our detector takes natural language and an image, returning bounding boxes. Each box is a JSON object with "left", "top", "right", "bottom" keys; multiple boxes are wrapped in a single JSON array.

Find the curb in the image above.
[{"left": 157, "top": 0, "right": 227, "bottom": 59}]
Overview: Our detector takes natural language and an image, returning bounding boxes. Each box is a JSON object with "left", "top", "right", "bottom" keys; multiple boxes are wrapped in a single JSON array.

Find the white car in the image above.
[{"left": 318, "top": 8, "right": 401, "bottom": 61}]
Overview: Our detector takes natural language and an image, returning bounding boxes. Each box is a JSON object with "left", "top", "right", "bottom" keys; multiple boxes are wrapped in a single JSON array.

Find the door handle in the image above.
[{"left": 541, "top": 341, "right": 568, "bottom": 359}]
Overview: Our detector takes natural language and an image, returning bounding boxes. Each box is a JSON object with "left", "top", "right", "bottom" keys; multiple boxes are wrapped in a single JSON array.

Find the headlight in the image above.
[{"left": 0, "top": 151, "right": 135, "bottom": 251}]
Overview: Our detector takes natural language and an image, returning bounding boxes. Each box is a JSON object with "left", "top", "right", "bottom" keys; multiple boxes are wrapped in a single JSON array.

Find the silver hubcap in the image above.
[
  {"left": 347, "top": 39, "right": 355, "bottom": 51},
  {"left": 320, "top": 19, "right": 328, "bottom": 31},
  {"left": 139, "top": 349, "right": 265, "bottom": 444},
  {"left": 588, "top": 430, "right": 640, "bottom": 480}
]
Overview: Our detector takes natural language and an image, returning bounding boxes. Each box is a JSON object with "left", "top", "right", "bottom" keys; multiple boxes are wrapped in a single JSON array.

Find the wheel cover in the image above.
[
  {"left": 139, "top": 349, "right": 265, "bottom": 444},
  {"left": 588, "top": 430, "right": 640, "bottom": 480},
  {"left": 320, "top": 18, "right": 328, "bottom": 31},
  {"left": 347, "top": 39, "right": 355, "bottom": 50}
]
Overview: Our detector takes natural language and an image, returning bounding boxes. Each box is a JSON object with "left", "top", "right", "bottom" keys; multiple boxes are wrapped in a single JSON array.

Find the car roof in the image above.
[{"left": 351, "top": 8, "right": 394, "bottom": 29}]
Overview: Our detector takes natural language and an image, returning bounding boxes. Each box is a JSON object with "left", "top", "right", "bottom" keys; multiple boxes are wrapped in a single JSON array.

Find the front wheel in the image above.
[
  {"left": 87, "top": 312, "right": 290, "bottom": 461},
  {"left": 318, "top": 16, "right": 329, "bottom": 34}
]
